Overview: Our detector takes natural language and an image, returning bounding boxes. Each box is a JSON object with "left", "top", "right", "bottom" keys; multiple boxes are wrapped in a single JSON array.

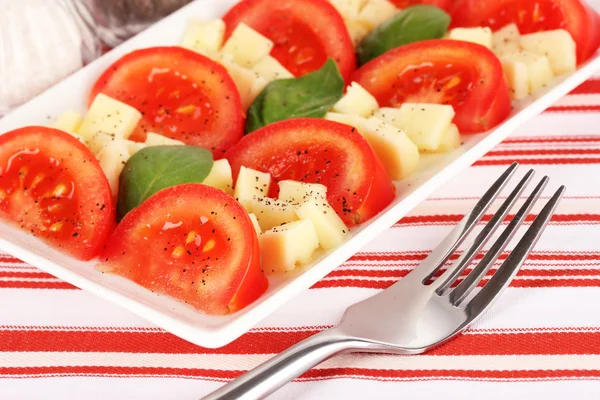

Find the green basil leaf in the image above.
[
  {"left": 357, "top": 5, "right": 451, "bottom": 65},
  {"left": 117, "top": 146, "right": 213, "bottom": 220},
  {"left": 245, "top": 58, "right": 344, "bottom": 133}
]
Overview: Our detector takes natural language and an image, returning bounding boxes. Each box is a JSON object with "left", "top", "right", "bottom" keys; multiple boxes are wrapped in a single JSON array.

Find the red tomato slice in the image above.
[
  {"left": 0, "top": 127, "right": 115, "bottom": 260},
  {"left": 90, "top": 47, "right": 244, "bottom": 158},
  {"left": 225, "top": 118, "right": 395, "bottom": 226},
  {"left": 99, "top": 184, "right": 267, "bottom": 314},
  {"left": 223, "top": 0, "right": 356, "bottom": 81},
  {"left": 352, "top": 39, "right": 511, "bottom": 133},
  {"left": 450, "top": 0, "right": 600, "bottom": 63},
  {"left": 391, "top": 0, "right": 454, "bottom": 11}
]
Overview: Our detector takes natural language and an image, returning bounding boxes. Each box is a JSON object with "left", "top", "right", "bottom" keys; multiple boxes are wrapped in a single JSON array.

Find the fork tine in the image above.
[
  {"left": 433, "top": 169, "right": 535, "bottom": 294},
  {"left": 412, "top": 162, "right": 519, "bottom": 282},
  {"left": 464, "top": 185, "right": 566, "bottom": 315},
  {"left": 449, "top": 175, "right": 549, "bottom": 305}
]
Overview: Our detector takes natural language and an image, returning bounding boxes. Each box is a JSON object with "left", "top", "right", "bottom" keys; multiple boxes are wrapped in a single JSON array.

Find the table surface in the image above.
[{"left": 1, "top": 74, "right": 600, "bottom": 400}]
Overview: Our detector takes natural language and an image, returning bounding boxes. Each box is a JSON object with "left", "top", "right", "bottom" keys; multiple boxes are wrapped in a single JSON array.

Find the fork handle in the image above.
[{"left": 201, "top": 328, "right": 361, "bottom": 400}]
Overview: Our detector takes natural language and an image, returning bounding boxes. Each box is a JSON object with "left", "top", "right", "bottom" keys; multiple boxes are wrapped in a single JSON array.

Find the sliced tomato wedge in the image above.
[
  {"left": 450, "top": 0, "right": 600, "bottom": 63},
  {"left": 391, "top": 0, "right": 454, "bottom": 11},
  {"left": 223, "top": 0, "right": 356, "bottom": 81},
  {"left": 0, "top": 127, "right": 114, "bottom": 260},
  {"left": 352, "top": 39, "right": 511, "bottom": 133},
  {"left": 89, "top": 47, "right": 244, "bottom": 158},
  {"left": 225, "top": 118, "right": 395, "bottom": 226},
  {"left": 99, "top": 184, "right": 267, "bottom": 314}
]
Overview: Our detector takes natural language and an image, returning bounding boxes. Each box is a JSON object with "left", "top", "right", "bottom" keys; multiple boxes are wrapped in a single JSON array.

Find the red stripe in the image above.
[
  {"left": 0, "top": 271, "right": 55, "bottom": 279},
  {"left": 545, "top": 105, "right": 600, "bottom": 112},
  {"left": 502, "top": 136, "right": 600, "bottom": 144},
  {"left": 487, "top": 148, "right": 600, "bottom": 157},
  {"left": 312, "top": 278, "right": 600, "bottom": 289},
  {"left": 328, "top": 268, "right": 600, "bottom": 278},
  {"left": 1, "top": 329, "right": 599, "bottom": 355},
  {"left": 474, "top": 157, "right": 600, "bottom": 165},
  {"left": 349, "top": 252, "right": 600, "bottom": 262},
  {"left": 0, "top": 281, "right": 76, "bottom": 290},
  {"left": 395, "top": 213, "right": 600, "bottom": 226},
  {"left": 0, "top": 255, "right": 23, "bottom": 263},
  {"left": 569, "top": 79, "right": 600, "bottom": 94}
]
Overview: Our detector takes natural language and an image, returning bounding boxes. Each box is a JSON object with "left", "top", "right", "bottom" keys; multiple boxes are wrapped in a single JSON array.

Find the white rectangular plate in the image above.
[{"left": 1, "top": 0, "right": 599, "bottom": 348}]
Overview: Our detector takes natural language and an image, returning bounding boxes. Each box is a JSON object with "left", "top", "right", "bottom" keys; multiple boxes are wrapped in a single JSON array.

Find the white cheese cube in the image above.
[
  {"left": 332, "top": 82, "right": 379, "bottom": 117},
  {"left": 329, "top": 0, "right": 368, "bottom": 19},
  {"left": 346, "top": 19, "right": 371, "bottom": 46},
  {"left": 180, "top": 19, "right": 226, "bottom": 55},
  {"left": 447, "top": 27, "right": 493, "bottom": 48},
  {"left": 251, "top": 197, "right": 299, "bottom": 231},
  {"left": 221, "top": 60, "right": 264, "bottom": 109},
  {"left": 97, "top": 139, "right": 132, "bottom": 199},
  {"left": 252, "top": 56, "right": 294, "bottom": 82},
  {"left": 126, "top": 141, "right": 146, "bottom": 155},
  {"left": 435, "top": 123, "right": 461, "bottom": 153},
  {"left": 144, "top": 132, "right": 184, "bottom": 146},
  {"left": 278, "top": 180, "right": 328, "bottom": 203},
  {"left": 53, "top": 110, "right": 83, "bottom": 133},
  {"left": 248, "top": 213, "right": 262, "bottom": 236},
  {"left": 79, "top": 94, "right": 141, "bottom": 140},
  {"left": 203, "top": 159, "right": 234, "bottom": 195},
  {"left": 221, "top": 23, "right": 274, "bottom": 68},
  {"left": 296, "top": 195, "right": 348, "bottom": 250},
  {"left": 260, "top": 219, "right": 319, "bottom": 273},
  {"left": 357, "top": 0, "right": 398, "bottom": 30},
  {"left": 87, "top": 132, "right": 117, "bottom": 154},
  {"left": 374, "top": 104, "right": 455, "bottom": 152},
  {"left": 500, "top": 57, "right": 529, "bottom": 100},
  {"left": 501, "top": 51, "right": 554, "bottom": 95},
  {"left": 234, "top": 166, "right": 271, "bottom": 212},
  {"left": 492, "top": 23, "right": 521, "bottom": 56},
  {"left": 519, "top": 29, "right": 576, "bottom": 75}
]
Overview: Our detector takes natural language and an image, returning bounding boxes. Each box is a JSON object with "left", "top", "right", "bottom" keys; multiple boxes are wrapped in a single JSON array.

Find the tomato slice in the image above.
[
  {"left": 0, "top": 127, "right": 114, "bottom": 260},
  {"left": 89, "top": 47, "right": 244, "bottom": 158},
  {"left": 223, "top": 0, "right": 356, "bottom": 81},
  {"left": 225, "top": 118, "right": 395, "bottom": 226},
  {"left": 352, "top": 39, "right": 511, "bottom": 133},
  {"left": 98, "top": 184, "right": 267, "bottom": 314},
  {"left": 390, "top": 0, "right": 454, "bottom": 11},
  {"left": 450, "top": 0, "right": 600, "bottom": 63}
]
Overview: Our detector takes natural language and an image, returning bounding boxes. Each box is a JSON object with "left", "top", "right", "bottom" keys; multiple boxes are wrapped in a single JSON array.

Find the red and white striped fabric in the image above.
[{"left": 2, "top": 75, "right": 600, "bottom": 400}]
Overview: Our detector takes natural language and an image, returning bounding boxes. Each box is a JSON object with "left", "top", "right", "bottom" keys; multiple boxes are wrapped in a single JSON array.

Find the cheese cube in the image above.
[
  {"left": 332, "top": 82, "right": 379, "bottom": 117},
  {"left": 251, "top": 197, "right": 299, "bottom": 231},
  {"left": 221, "top": 23, "right": 274, "bottom": 68},
  {"left": 126, "top": 141, "right": 146, "bottom": 155},
  {"left": 519, "top": 29, "right": 576, "bottom": 75},
  {"left": 296, "top": 195, "right": 348, "bottom": 250},
  {"left": 500, "top": 57, "right": 529, "bottom": 100},
  {"left": 221, "top": 60, "right": 265, "bottom": 109},
  {"left": 374, "top": 104, "right": 455, "bottom": 151},
  {"left": 329, "top": 0, "right": 368, "bottom": 19},
  {"left": 234, "top": 166, "right": 271, "bottom": 212},
  {"left": 501, "top": 51, "right": 554, "bottom": 95},
  {"left": 435, "top": 123, "right": 461, "bottom": 153},
  {"left": 203, "top": 159, "right": 234, "bottom": 195},
  {"left": 87, "top": 132, "right": 117, "bottom": 154},
  {"left": 278, "top": 180, "right": 328, "bottom": 203},
  {"left": 248, "top": 213, "right": 262, "bottom": 236},
  {"left": 97, "top": 139, "right": 132, "bottom": 199},
  {"left": 53, "top": 110, "right": 83, "bottom": 133},
  {"left": 79, "top": 94, "right": 141, "bottom": 140},
  {"left": 180, "top": 19, "right": 226, "bottom": 55},
  {"left": 145, "top": 132, "right": 184, "bottom": 146},
  {"left": 260, "top": 219, "right": 319, "bottom": 273},
  {"left": 492, "top": 23, "right": 520, "bottom": 56},
  {"left": 252, "top": 56, "right": 294, "bottom": 82},
  {"left": 447, "top": 27, "right": 493, "bottom": 49},
  {"left": 357, "top": 0, "right": 398, "bottom": 30},
  {"left": 346, "top": 19, "right": 371, "bottom": 46}
]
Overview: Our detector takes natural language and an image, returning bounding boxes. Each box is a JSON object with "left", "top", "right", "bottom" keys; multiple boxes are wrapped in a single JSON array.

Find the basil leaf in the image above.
[
  {"left": 117, "top": 146, "right": 213, "bottom": 220},
  {"left": 357, "top": 5, "right": 451, "bottom": 65},
  {"left": 245, "top": 58, "right": 344, "bottom": 133}
]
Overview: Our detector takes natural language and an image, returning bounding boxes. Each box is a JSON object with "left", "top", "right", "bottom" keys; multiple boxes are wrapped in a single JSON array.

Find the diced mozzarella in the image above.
[
  {"left": 248, "top": 213, "right": 262, "bottom": 236},
  {"left": 331, "top": 82, "right": 379, "bottom": 117},
  {"left": 203, "top": 159, "right": 234, "bottom": 195},
  {"left": 78, "top": 94, "right": 141, "bottom": 140},
  {"left": 501, "top": 51, "right": 554, "bottom": 95},
  {"left": 221, "top": 60, "right": 264, "bottom": 109},
  {"left": 296, "top": 195, "right": 348, "bottom": 250},
  {"left": 357, "top": 0, "right": 398, "bottom": 30},
  {"left": 53, "top": 110, "right": 83, "bottom": 133},
  {"left": 492, "top": 23, "right": 521, "bottom": 56},
  {"left": 221, "top": 23, "right": 274, "bottom": 68},
  {"left": 96, "top": 140, "right": 132, "bottom": 198},
  {"left": 345, "top": 19, "right": 371, "bottom": 46},
  {"left": 500, "top": 57, "right": 529, "bottom": 100},
  {"left": 87, "top": 132, "right": 117, "bottom": 154},
  {"left": 251, "top": 197, "right": 299, "bottom": 231},
  {"left": 374, "top": 104, "right": 455, "bottom": 152},
  {"left": 278, "top": 180, "right": 328, "bottom": 203},
  {"left": 435, "top": 123, "right": 461, "bottom": 153},
  {"left": 233, "top": 166, "right": 271, "bottom": 212},
  {"left": 447, "top": 27, "right": 493, "bottom": 48},
  {"left": 329, "top": 0, "right": 368, "bottom": 19},
  {"left": 126, "top": 141, "right": 145, "bottom": 155},
  {"left": 519, "top": 29, "right": 576, "bottom": 75},
  {"left": 144, "top": 132, "right": 184, "bottom": 146},
  {"left": 260, "top": 219, "right": 319, "bottom": 273},
  {"left": 252, "top": 56, "right": 294, "bottom": 82},
  {"left": 180, "top": 19, "right": 226, "bottom": 55}
]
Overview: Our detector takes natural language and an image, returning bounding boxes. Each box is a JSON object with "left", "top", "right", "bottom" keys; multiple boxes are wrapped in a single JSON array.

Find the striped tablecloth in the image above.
[{"left": 1, "top": 74, "right": 600, "bottom": 400}]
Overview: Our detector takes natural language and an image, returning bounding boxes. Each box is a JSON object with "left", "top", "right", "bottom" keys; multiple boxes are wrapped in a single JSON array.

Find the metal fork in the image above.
[{"left": 202, "top": 162, "right": 565, "bottom": 400}]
